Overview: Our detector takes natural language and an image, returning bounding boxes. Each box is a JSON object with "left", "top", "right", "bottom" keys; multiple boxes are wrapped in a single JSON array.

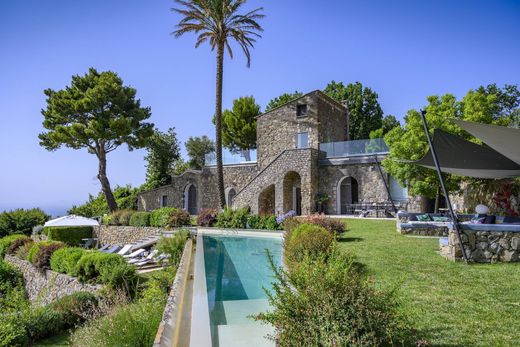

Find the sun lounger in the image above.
[
  {"left": 98, "top": 244, "right": 110, "bottom": 252},
  {"left": 134, "top": 258, "right": 154, "bottom": 267},
  {"left": 124, "top": 248, "right": 146, "bottom": 258},
  {"left": 128, "top": 250, "right": 159, "bottom": 264},
  {"left": 104, "top": 245, "right": 121, "bottom": 254},
  {"left": 117, "top": 244, "right": 133, "bottom": 256}
]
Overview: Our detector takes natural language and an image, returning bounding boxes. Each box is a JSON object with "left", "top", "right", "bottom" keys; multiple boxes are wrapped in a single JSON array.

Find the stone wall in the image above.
[
  {"left": 318, "top": 162, "right": 389, "bottom": 215},
  {"left": 233, "top": 148, "right": 319, "bottom": 215},
  {"left": 94, "top": 225, "right": 165, "bottom": 245},
  {"left": 444, "top": 226, "right": 520, "bottom": 262},
  {"left": 137, "top": 164, "right": 258, "bottom": 213},
  {"left": 5, "top": 255, "right": 101, "bottom": 306}
]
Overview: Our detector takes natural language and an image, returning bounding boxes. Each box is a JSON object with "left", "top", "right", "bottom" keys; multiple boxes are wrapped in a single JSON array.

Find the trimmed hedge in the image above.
[
  {"left": 50, "top": 247, "right": 87, "bottom": 275},
  {"left": 75, "top": 252, "right": 137, "bottom": 292},
  {"left": 129, "top": 212, "right": 150, "bottom": 227},
  {"left": 150, "top": 207, "right": 175, "bottom": 227},
  {"left": 0, "top": 235, "right": 30, "bottom": 258},
  {"left": 284, "top": 223, "right": 334, "bottom": 267},
  {"left": 45, "top": 226, "right": 93, "bottom": 246}
]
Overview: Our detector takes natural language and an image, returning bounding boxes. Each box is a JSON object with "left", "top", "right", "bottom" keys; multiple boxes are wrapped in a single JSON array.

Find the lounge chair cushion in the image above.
[{"left": 416, "top": 214, "right": 432, "bottom": 222}]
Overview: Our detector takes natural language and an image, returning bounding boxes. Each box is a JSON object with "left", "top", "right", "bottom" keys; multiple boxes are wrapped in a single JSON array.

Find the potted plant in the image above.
[{"left": 316, "top": 193, "right": 330, "bottom": 213}]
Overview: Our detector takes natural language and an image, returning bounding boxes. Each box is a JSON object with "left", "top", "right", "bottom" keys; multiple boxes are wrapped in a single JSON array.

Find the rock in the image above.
[
  {"left": 489, "top": 242, "right": 500, "bottom": 254},
  {"left": 502, "top": 250, "right": 519, "bottom": 262},
  {"left": 498, "top": 238, "right": 510, "bottom": 249},
  {"left": 477, "top": 241, "right": 488, "bottom": 250},
  {"left": 511, "top": 237, "right": 520, "bottom": 250}
]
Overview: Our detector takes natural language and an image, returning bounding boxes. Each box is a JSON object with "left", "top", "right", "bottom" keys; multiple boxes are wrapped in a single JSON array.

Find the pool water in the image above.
[{"left": 203, "top": 235, "right": 282, "bottom": 347}]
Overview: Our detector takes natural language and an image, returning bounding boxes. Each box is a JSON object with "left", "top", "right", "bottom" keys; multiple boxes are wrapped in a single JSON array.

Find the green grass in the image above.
[{"left": 337, "top": 219, "right": 520, "bottom": 346}]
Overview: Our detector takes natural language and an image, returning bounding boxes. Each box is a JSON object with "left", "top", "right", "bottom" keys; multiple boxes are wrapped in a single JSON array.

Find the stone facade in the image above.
[
  {"left": 444, "top": 226, "right": 520, "bottom": 262},
  {"left": 137, "top": 90, "right": 408, "bottom": 216},
  {"left": 5, "top": 255, "right": 101, "bottom": 306}
]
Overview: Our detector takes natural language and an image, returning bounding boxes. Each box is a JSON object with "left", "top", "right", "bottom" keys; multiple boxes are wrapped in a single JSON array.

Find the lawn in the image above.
[{"left": 337, "top": 219, "right": 520, "bottom": 346}]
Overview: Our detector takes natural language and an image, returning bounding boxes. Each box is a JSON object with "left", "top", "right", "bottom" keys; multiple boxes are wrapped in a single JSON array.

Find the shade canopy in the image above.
[
  {"left": 453, "top": 119, "right": 520, "bottom": 165},
  {"left": 44, "top": 215, "right": 99, "bottom": 227},
  {"left": 411, "top": 129, "right": 520, "bottom": 179}
]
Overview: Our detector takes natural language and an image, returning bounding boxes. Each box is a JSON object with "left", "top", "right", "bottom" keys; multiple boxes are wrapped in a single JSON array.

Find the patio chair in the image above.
[
  {"left": 98, "top": 244, "right": 110, "bottom": 252},
  {"left": 104, "top": 245, "right": 121, "bottom": 254},
  {"left": 124, "top": 248, "right": 146, "bottom": 258},
  {"left": 81, "top": 238, "right": 95, "bottom": 249}
]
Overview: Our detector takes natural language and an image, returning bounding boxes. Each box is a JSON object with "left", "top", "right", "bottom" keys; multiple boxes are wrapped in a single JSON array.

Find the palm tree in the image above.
[{"left": 172, "top": 0, "right": 264, "bottom": 209}]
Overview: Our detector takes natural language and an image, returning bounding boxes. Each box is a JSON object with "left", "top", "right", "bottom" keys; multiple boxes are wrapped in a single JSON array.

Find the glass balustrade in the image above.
[
  {"left": 319, "top": 138, "right": 389, "bottom": 158},
  {"left": 204, "top": 149, "right": 257, "bottom": 166}
]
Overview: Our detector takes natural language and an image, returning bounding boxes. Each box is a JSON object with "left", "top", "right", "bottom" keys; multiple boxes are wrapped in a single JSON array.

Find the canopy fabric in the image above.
[
  {"left": 453, "top": 119, "right": 520, "bottom": 165},
  {"left": 44, "top": 215, "right": 99, "bottom": 227},
  {"left": 411, "top": 129, "right": 520, "bottom": 179}
]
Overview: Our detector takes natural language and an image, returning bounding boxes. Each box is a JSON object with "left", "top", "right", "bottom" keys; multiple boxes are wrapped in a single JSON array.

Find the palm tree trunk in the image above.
[
  {"left": 215, "top": 42, "right": 226, "bottom": 209},
  {"left": 97, "top": 149, "right": 118, "bottom": 212}
]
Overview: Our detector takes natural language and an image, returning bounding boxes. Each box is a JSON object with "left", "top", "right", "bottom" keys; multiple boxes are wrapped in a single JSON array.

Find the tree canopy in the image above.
[
  {"left": 323, "top": 81, "right": 383, "bottom": 140},
  {"left": 383, "top": 84, "right": 520, "bottom": 202},
  {"left": 265, "top": 91, "right": 303, "bottom": 112},
  {"left": 369, "top": 115, "right": 401, "bottom": 139},
  {"left": 39, "top": 68, "right": 153, "bottom": 212},
  {"left": 220, "top": 96, "right": 260, "bottom": 154},
  {"left": 143, "top": 128, "right": 180, "bottom": 189},
  {"left": 68, "top": 185, "right": 142, "bottom": 217},
  {"left": 185, "top": 136, "right": 215, "bottom": 170}
]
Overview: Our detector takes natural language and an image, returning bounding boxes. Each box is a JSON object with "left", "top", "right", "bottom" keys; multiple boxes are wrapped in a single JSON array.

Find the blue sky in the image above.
[{"left": 0, "top": 0, "right": 519, "bottom": 216}]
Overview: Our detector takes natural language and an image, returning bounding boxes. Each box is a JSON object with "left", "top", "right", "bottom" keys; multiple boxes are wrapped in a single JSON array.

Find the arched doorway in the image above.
[
  {"left": 337, "top": 177, "right": 358, "bottom": 214},
  {"left": 225, "top": 187, "right": 236, "bottom": 207},
  {"left": 184, "top": 184, "right": 198, "bottom": 215},
  {"left": 283, "top": 171, "right": 302, "bottom": 215},
  {"left": 258, "top": 185, "right": 275, "bottom": 215}
]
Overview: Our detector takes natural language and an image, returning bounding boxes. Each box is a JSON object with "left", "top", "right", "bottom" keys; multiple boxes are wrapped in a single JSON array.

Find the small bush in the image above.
[
  {"left": 256, "top": 251, "right": 411, "bottom": 346},
  {"left": 282, "top": 217, "right": 302, "bottom": 235},
  {"left": 0, "top": 234, "right": 29, "bottom": 258},
  {"left": 49, "top": 291, "right": 98, "bottom": 323},
  {"left": 215, "top": 207, "right": 249, "bottom": 229},
  {"left": 33, "top": 242, "right": 66, "bottom": 269},
  {"left": 196, "top": 208, "right": 218, "bottom": 227},
  {"left": 129, "top": 212, "right": 150, "bottom": 227},
  {"left": 75, "top": 252, "right": 137, "bottom": 293},
  {"left": 150, "top": 207, "right": 175, "bottom": 227},
  {"left": 154, "top": 230, "right": 189, "bottom": 266},
  {"left": 284, "top": 224, "right": 333, "bottom": 266},
  {"left": 50, "top": 247, "right": 87, "bottom": 275},
  {"left": 303, "top": 214, "right": 346, "bottom": 234},
  {"left": 5, "top": 236, "right": 32, "bottom": 257},
  {"left": 247, "top": 214, "right": 282, "bottom": 230},
  {"left": 27, "top": 241, "right": 53, "bottom": 264},
  {"left": 0, "top": 260, "right": 23, "bottom": 290},
  {"left": 0, "top": 319, "right": 28, "bottom": 347},
  {"left": 167, "top": 208, "right": 191, "bottom": 228},
  {"left": 0, "top": 208, "right": 50, "bottom": 237},
  {"left": 15, "top": 241, "right": 34, "bottom": 260},
  {"left": 45, "top": 226, "right": 93, "bottom": 246},
  {"left": 104, "top": 209, "right": 135, "bottom": 226}
]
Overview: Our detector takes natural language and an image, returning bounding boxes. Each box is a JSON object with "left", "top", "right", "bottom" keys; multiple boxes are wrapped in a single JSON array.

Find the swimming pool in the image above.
[{"left": 190, "top": 231, "right": 282, "bottom": 347}]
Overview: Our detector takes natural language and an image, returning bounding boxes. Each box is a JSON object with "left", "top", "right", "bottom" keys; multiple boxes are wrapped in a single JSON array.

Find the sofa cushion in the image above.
[
  {"left": 416, "top": 214, "right": 432, "bottom": 222},
  {"left": 484, "top": 215, "right": 496, "bottom": 224},
  {"left": 432, "top": 216, "right": 450, "bottom": 222},
  {"left": 504, "top": 216, "right": 520, "bottom": 224}
]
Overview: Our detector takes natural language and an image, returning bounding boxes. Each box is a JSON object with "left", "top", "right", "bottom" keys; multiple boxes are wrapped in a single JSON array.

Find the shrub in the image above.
[
  {"left": 0, "top": 234, "right": 29, "bottom": 258},
  {"left": 27, "top": 241, "right": 53, "bottom": 264},
  {"left": 303, "top": 214, "right": 346, "bottom": 234},
  {"left": 257, "top": 251, "right": 411, "bottom": 346},
  {"left": 154, "top": 230, "right": 189, "bottom": 266},
  {"left": 0, "top": 208, "right": 50, "bottom": 237},
  {"left": 282, "top": 216, "right": 302, "bottom": 235},
  {"left": 284, "top": 224, "right": 333, "bottom": 266},
  {"left": 0, "top": 260, "right": 23, "bottom": 290},
  {"left": 70, "top": 298, "right": 164, "bottom": 347},
  {"left": 247, "top": 214, "right": 282, "bottom": 230},
  {"left": 129, "top": 212, "right": 151, "bottom": 227},
  {"left": 15, "top": 241, "right": 34, "bottom": 260},
  {"left": 33, "top": 242, "right": 66, "bottom": 269},
  {"left": 215, "top": 207, "right": 249, "bottom": 229},
  {"left": 49, "top": 291, "right": 98, "bottom": 323},
  {"left": 50, "top": 247, "right": 87, "bottom": 275},
  {"left": 196, "top": 208, "right": 218, "bottom": 227},
  {"left": 167, "top": 208, "right": 191, "bottom": 228},
  {"left": 4, "top": 236, "right": 32, "bottom": 257},
  {"left": 0, "top": 319, "right": 28, "bottom": 347},
  {"left": 149, "top": 207, "right": 175, "bottom": 227},
  {"left": 45, "top": 226, "right": 93, "bottom": 246},
  {"left": 75, "top": 252, "right": 137, "bottom": 293},
  {"left": 276, "top": 210, "right": 296, "bottom": 225}
]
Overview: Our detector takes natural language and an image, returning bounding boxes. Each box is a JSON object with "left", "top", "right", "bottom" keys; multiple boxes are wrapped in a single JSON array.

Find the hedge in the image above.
[
  {"left": 0, "top": 234, "right": 30, "bottom": 259},
  {"left": 0, "top": 208, "right": 50, "bottom": 237},
  {"left": 45, "top": 226, "right": 93, "bottom": 246},
  {"left": 129, "top": 212, "right": 151, "bottom": 227},
  {"left": 149, "top": 207, "right": 175, "bottom": 227},
  {"left": 50, "top": 247, "right": 87, "bottom": 275}
]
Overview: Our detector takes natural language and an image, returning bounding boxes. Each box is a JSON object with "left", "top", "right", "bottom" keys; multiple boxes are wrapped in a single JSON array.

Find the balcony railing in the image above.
[
  {"left": 319, "top": 138, "right": 389, "bottom": 158},
  {"left": 204, "top": 149, "right": 257, "bottom": 166}
]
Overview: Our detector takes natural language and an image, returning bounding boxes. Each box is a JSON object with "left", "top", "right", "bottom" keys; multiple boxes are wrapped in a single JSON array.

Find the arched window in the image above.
[{"left": 226, "top": 188, "right": 236, "bottom": 207}]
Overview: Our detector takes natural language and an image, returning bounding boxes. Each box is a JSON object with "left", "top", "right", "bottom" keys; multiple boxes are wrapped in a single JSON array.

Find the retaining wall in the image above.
[
  {"left": 4, "top": 255, "right": 101, "bottom": 306},
  {"left": 93, "top": 225, "right": 166, "bottom": 245}
]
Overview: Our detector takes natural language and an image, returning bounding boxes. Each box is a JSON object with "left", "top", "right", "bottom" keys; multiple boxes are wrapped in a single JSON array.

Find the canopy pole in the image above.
[
  {"left": 419, "top": 110, "right": 468, "bottom": 262},
  {"left": 374, "top": 154, "right": 397, "bottom": 213}
]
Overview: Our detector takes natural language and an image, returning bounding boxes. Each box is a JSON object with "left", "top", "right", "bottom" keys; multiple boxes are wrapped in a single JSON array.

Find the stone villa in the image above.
[{"left": 137, "top": 90, "right": 409, "bottom": 215}]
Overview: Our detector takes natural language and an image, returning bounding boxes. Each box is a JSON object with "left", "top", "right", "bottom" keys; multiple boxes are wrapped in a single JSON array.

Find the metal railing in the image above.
[
  {"left": 319, "top": 138, "right": 389, "bottom": 158},
  {"left": 204, "top": 149, "right": 257, "bottom": 166}
]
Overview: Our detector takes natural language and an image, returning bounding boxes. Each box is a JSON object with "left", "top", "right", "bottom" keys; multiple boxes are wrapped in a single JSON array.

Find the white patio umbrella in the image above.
[{"left": 44, "top": 215, "right": 99, "bottom": 227}]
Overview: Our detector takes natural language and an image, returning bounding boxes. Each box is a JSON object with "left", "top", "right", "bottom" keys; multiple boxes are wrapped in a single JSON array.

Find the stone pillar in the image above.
[{"left": 275, "top": 181, "right": 284, "bottom": 215}]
